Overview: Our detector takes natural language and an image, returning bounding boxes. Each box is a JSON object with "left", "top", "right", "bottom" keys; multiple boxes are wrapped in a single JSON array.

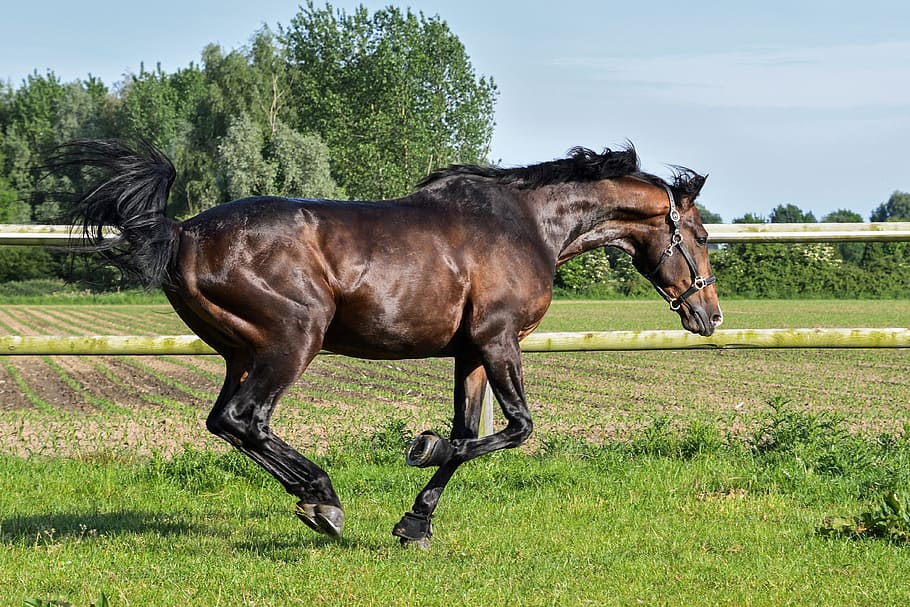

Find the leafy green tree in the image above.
[
  {"left": 733, "top": 212, "right": 766, "bottom": 224},
  {"left": 0, "top": 246, "right": 56, "bottom": 281},
  {"left": 4, "top": 72, "right": 68, "bottom": 152},
  {"left": 269, "top": 121, "right": 338, "bottom": 198},
  {"left": 718, "top": 204, "right": 837, "bottom": 297},
  {"left": 769, "top": 203, "right": 816, "bottom": 223},
  {"left": 117, "top": 63, "right": 182, "bottom": 144},
  {"left": 0, "top": 73, "right": 115, "bottom": 221},
  {"left": 281, "top": 2, "right": 497, "bottom": 199},
  {"left": 871, "top": 191, "right": 910, "bottom": 222},
  {"left": 865, "top": 192, "right": 910, "bottom": 271},
  {"left": 556, "top": 249, "right": 612, "bottom": 293},
  {"left": 216, "top": 113, "right": 277, "bottom": 199},
  {"left": 823, "top": 209, "right": 863, "bottom": 223},
  {"left": 0, "top": 134, "right": 27, "bottom": 222},
  {"left": 822, "top": 209, "right": 865, "bottom": 264},
  {"left": 696, "top": 204, "right": 722, "bottom": 224},
  {"left": 216, "top": 113, "right": 337, "bottom": 200}
]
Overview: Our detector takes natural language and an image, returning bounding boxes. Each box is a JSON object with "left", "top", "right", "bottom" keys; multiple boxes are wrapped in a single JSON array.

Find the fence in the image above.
[
  {"left": 6, "top": 222, "right": 910, "bottom": 245},
  {"left": 4, "top": 222, "right": 910, "bottom": 435}
]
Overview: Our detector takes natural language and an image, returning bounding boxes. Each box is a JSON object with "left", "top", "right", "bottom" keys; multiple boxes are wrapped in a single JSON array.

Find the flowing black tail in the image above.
[{"left": 44, "top": 139, "right": 179, "bottom": 288}]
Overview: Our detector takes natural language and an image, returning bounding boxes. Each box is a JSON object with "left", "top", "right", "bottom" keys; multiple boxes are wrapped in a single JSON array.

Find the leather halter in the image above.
[{"left": 644, "top": 185, "right": 716, "bottom": 311}]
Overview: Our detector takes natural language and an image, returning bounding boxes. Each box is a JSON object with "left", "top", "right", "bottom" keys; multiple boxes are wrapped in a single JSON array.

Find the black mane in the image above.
[{"left": 418, "top": 143, "right": 705, "bottom": 201}]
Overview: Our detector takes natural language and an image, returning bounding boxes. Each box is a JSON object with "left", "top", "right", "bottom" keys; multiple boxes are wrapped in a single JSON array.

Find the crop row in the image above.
[{"left": 2, "top": 301, "right": 910, "bottom": 458}]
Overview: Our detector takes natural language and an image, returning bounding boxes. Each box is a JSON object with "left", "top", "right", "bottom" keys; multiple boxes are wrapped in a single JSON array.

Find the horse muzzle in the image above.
[{"left": 678, "top": 301, "right": 723, "bottom": 337}]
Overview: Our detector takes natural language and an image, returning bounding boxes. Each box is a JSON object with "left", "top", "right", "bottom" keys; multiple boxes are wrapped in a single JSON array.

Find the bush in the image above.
[{"left": 0, "top": 246, "right": 56, "bottom": 282}]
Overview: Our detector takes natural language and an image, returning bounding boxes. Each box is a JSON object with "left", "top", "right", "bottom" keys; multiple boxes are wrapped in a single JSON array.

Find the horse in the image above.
[{"left": 45, "top": 139, "right": 722, "bottom": 548}]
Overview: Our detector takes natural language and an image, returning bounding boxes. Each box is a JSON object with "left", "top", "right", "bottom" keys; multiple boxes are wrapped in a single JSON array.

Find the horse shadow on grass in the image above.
[
  {"left": 1, "top": 508, "right": 380, "bottom": 554},
  {"left": 0, "top": 509, "right": 203, "bottom": 545}
]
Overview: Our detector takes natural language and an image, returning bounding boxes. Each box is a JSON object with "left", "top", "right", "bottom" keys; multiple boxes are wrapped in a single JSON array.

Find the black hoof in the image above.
[
  {"left": 405, "top": 431, "right": 454, "bottom": 467},
  {"left": 392, "top": 512, "right": 432, "bottom": 549},
  {"left": 295, "top": 502, "right": 344, "bottom": 538}
]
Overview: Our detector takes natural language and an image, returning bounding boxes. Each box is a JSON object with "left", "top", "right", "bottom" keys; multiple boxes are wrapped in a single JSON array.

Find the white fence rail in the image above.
[
  {"left": 4, "top": 328, "right": 910, "bottom": 356},
  {"left": 5, "top": 222, "right": 910, "bottom": 245}
]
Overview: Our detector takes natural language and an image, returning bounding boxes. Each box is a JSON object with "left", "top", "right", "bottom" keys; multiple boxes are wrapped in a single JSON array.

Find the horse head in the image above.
[{"left": 629, "top": 171, "right": 723, "bottom": 336}]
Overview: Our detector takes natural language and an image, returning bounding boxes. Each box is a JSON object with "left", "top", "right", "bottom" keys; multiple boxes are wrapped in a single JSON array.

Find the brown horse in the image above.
[{"left": 47, "top": 140, "right": 722, "bottom": 547}]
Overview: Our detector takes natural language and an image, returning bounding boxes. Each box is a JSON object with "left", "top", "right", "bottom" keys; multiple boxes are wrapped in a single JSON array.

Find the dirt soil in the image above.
[{"left": 3, "top": 305, "right": 910, "bottom": 458}]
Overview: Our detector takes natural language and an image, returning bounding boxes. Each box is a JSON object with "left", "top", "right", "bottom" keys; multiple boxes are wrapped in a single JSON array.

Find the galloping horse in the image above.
[{"left": 47, "top": 140, "right": 722, "bottom": 547}]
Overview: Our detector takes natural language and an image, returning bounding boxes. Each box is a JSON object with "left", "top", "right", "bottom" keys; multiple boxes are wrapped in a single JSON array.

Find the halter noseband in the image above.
[{"left": 644, "top": 185, "right": 716, "bottom": 311}]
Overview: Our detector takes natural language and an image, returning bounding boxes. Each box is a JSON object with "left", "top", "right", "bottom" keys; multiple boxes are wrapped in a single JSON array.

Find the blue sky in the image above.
[{"left": 3, "top": 1, "right": 908, "bottom": 221}]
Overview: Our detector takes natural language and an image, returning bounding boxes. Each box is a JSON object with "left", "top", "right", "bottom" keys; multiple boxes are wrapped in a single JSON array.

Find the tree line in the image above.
[{"left": 1, "top": 2, "right": 908, "bottom": 298}]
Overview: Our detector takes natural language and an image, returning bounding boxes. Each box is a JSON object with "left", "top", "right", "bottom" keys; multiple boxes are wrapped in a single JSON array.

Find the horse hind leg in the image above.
[{"left": 207, "top": 344, "right": 344, "bottom": 538}]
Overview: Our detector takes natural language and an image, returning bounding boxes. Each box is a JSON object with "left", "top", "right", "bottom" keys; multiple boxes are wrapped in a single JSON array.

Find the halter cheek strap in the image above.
[{"left": 644, "top": 185, "right": 716, "bottom": 311}]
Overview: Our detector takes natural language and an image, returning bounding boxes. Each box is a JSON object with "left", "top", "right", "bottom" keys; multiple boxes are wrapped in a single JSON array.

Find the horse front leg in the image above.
[
  {"left": 394, "top": 340, "right": 532, "bottom": 548},
  {"left": 393, "top": 356, "right": 485, "bottom": 547}
]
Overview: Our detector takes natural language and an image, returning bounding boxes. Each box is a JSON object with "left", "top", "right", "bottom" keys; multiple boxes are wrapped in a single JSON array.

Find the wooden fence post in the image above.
[{"left": 478, "top": 382, "right": 495, "bottom": 437}]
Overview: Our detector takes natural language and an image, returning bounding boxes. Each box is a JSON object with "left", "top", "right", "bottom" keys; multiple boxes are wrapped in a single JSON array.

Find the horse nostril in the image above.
[{"left": 712, "top": 314, "right": 723, "bottom": 327}]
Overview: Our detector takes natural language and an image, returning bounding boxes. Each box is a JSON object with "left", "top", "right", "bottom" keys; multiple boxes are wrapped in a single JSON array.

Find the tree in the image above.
[
  {"left": 871, "top": 191, "right": 910, "bottom": 222},
  {"left": 718, "top": 204, "right": 838, "bottom": 297},
  {"left": 733, "top": 212, "right": 766, "bottom": 224},
  {"left": 281, "top": 2, "right": 497, "bottom": 199},
  {"left": 822, "top": 209, "right": 865, "bottom": 264},
  {"left": 696, "top": 204, "right": 722, "bottom": 224},
  {"left": 1, "top": 72, "right": 115, "bottom": 221},
  {"left": 216, "top": 113, "right": 337, "bottom": 201},
  {"left": 117, "top": 63, "right": 182, "bottom": 144},
  {"left": 216, "top": 114, "right": 277, "bottom": 200},
  {"left": 0, "top": 132, "right": 28, "bottom": 222},
  {"left": 865, "top": 192, "right": 910, "bottom": 272},
  {"left": 269, "top": 121, "right": 338, "bottom": 198},
  {"left": 769, "top": 203, "right": 816, "bottom": 223}
]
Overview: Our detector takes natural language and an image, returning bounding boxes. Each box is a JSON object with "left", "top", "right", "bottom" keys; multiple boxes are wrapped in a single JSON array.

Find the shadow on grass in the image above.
[
  {"left": 0, "top": 509, "right": 202, "bottom": 544},
  {"left": 1, "top": 507, "right": 385, "bottom": 554}
]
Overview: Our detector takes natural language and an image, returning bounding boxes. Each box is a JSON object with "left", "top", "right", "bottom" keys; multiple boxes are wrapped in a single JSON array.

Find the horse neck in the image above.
[{"left": 526, "top": 178, "right": 661, "bottom": 265}]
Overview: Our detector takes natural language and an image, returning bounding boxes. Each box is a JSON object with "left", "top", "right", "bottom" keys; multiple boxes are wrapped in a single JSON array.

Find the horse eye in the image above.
[{"left": 695, "top": 236, "right": 708, "bottom": 247}]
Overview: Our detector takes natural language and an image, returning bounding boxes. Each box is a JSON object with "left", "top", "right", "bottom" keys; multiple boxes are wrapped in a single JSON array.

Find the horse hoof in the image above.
[
  {"left": 296, "top": 502, "right": 344, "bottom": 538},
  {"left": 392, "top": 511, "right": 432, "bottom": 549},
  {"left": 405, "top": 431, "right": 454, "bottom": 467}
]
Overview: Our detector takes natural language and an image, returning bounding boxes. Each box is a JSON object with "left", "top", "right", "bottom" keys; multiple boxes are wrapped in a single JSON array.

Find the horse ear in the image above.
[
  {"left": 680, "top": 173, "right": 707, "bottom": 209},
  {"left": 690, "top": 174, "right": 707, "bottom": 198}
]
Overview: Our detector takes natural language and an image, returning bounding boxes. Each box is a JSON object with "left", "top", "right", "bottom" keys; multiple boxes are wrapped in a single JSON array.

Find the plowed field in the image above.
[{"left": 3, "top": 300, "right": 910, "bottom": 458}]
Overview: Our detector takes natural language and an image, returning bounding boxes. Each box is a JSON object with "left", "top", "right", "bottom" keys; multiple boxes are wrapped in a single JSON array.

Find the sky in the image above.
[{"left": 3, "top": 0, "right": 908, "bottom": 222}]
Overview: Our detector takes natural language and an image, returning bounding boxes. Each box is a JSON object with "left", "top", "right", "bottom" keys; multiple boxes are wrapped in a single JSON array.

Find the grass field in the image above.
[{"left": 3, "top": 299, "right": 910, "bottom": 605}]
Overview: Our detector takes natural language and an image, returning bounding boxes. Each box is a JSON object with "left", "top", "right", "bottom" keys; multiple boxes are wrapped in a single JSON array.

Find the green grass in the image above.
[
  {"left": 4, "top": 413, "right": 910, "bottom": 607},
  {"left": 5, "top": 298, "right": 910, "bottom": 605},
  {"left": 0, "top": 284, "right": 168, "bottom": 306}
]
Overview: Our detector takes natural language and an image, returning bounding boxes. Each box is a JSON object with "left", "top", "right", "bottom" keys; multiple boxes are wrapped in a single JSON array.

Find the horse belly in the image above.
[
  {"left": 323, "top": 288, "right": 466, "bottom": 359},
  {"left": 323, "top": 308, "right": 463, "bottom": 359}
]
